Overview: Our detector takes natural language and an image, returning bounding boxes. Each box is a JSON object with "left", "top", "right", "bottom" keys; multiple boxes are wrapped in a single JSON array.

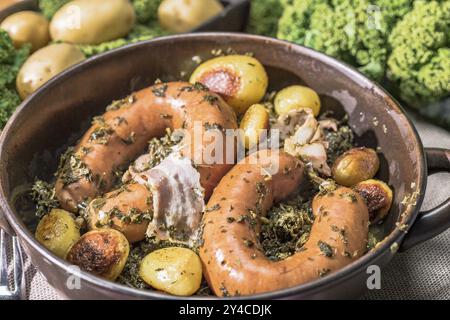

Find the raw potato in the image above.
[
  {"left": 158, "top": 0, "right": 224, "bottom": 33},
  {"left": 35, "top": 209, "right": 80, "bottom": 259},
  {"left": 0, "top": 11, "right": 50, "bottom": 52},
  {"left": 354, "top": 179, "right": 393, "bottom": 223},
  {"left": 66, "top": 229, "right": 129, "bottom": 281},
  {"left": 332, "top": 147, "right": 380, "bottom": 187},
  {"left": 190, "top": 55, "right": 268, "bottom": 115},
  {"left": 139, "top": 247, "right": 202, "bottom": 296},
  {"left": 240, "top": 103, "right": 269, "bottom": 149},
  {"left": 16, "top": 43, "right": 85, "bottom": 99},
  {"left": 50, "top": 0, "right": 135, "bottom": 45},
  {"left": 275, "top": 85, "right": 321, "bottom": 117}
]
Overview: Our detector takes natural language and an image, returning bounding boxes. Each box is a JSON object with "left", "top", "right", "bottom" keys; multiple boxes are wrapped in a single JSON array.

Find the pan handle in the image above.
[{"left": 400, "top": 148, "right": 450, "bottom": 251}]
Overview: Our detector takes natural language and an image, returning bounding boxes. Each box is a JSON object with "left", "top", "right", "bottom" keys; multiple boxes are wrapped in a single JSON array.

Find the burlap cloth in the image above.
[{"left": 12, "top": 113, "right": 449, "bottom": 300}]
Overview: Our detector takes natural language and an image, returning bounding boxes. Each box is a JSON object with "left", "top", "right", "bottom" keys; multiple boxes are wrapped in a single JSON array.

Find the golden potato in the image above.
[
  {"left": 139, "top": 247, "right": 202, "bottom": 296},
  {"left": 240, "top": 103, "right": 269, "bottom": 149},
  {"left": 158, "top": 0, "right": 224, "bottom": 33},
  {"left": 16, "top": 43, "right": 85, "bottom": 99},
  {"left": 354, "top": 179, "right": 393, "bottom": 223},
  {"left": 190, "top": 55, "right": 268, "bottom": 115},
  {"left": 0, "top": 11, "right": 50, "bottom": 52},
  {"left": 332, "top": 147, "right": 380, "bottom": 187},
  {"left": 66, "top": 229, "right": 129, "bottom": 281},
  {"left": 35, "top": 209, "right": 80, "bottom": 259},
  {"left": 275, "top": 85, "right": 321, "bottom": 117},
  {"left": 50, "top": 0, "right": 135, "bottom": 45}
]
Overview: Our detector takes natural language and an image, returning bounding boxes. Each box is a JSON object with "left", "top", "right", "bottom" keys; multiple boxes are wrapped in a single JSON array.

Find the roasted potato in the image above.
[
  {"left": 66, "top": 229, "right": 129, "bottom": 281},
  {"left": 35, "top": 209, "right": 80, "bottom": 259},
  {"left": 0, "top": 11, "right": 50, "bottom": 52},
  {"left": 16, "top": 43, "right": 85, "bottom": 99},
  {"left": 158, "top": 0, "right": 224, "bottom": 33},
  {"left": 354, "top": 179, "right": 393, "bottom": 223},
  {"left": 50, "top": 0, "right": 135, "bottom": 45},
  {"left": 139, "top": 247, "right": 202, "bottom": 296},
  {"left": 190, "top": 54, "right": 268, "bottom": 115},
  {"left": 275, "top": 85, "right": 321, "bottom": 117},
  {"left": 332, "top": 147, "right": 380, "bottom": 187},
  {"left": 240, "top": 103, "right": 269, "bottom": 149}
]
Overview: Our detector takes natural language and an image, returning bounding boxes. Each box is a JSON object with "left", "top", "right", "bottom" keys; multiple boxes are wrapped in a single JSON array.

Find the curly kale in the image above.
[
  {"left": 247, "top": 0, "right": 288, "bottom": 37},
  {"left": 79, "top": 23, "right": 167, "bottom": 57},
  {"left": 0, "top": 31, "right": 30, "bottom": 128},
  {"left": 132, "top": 0, "right": 163, "bottom": 24},
  {"left": 38, "top": 0, "right": 70, "bottom": 19},
  {"left": 260, "top": 193, "right": 315, "bottom": 261},
  {"left": 387, "top": 0, "right": 450, "bottom": 106},
  {"left": 30, "top": 180, "right": 60, "bottom": 218},
  {"left": 278, "top": 0, "right": 393, "bottom": 81}
]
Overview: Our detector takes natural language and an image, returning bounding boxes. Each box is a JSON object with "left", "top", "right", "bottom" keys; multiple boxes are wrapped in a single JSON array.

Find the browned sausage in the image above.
[
  {"left": 200, "top": 150, "right": 369, "bottom": 296},
  {"left": 55, "top": 81, "right": 238, "bottom": 212}
]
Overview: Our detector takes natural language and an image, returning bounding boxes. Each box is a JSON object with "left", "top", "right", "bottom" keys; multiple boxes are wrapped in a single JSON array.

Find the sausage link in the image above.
[
  {"left": 55, "top": 81, "right": 237, "bottom": 212},
  {"left": 200, "top": 150, "right": 369, "bottom": 296}
]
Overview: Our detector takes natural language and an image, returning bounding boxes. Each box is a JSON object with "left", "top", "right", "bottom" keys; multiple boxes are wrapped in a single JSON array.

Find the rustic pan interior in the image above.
[{"left": 1, "top": 36, "right": 421, "bottom": 252}]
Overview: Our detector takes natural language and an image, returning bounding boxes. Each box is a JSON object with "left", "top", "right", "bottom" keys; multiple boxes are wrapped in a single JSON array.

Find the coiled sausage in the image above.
[
  {"left": 200, "top": 150, "right": 369, "bottom": 296},
  {"left": 55, "top": 81, "right": 238, "bottom": 212}
]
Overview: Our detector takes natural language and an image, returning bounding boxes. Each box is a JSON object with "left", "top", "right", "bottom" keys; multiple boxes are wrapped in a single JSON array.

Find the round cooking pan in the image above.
[{"left": 0, "top": 33, "right": 449, "bottom": 299}]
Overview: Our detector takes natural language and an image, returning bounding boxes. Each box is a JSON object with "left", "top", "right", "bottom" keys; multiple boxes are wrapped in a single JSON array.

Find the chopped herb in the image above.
[
  {"left": 318, "top": 241, "right": 334, "bottom": 258},
  {"left": 205, "top": 203, "right": 221, "bottom": 212},
  {"left": 318, "top": 268, "right": 331, "bottom": 277},
  {"left": 30, "top": 180, "right": 60, "bottom": 218},
  {"left": 152, "top": 84, "right": 168, "bottom": 97},
  {"left": 91, "top": 198, "right": 106, "bottom": 210},
  {"left": 226, "top": 217, "right": 235, "bottom": 223},
  {"left": 160, "top": 113, "right": 173, "bottom": 119},
  {"left": 203, "top": 94, "right": 219, "bottom": 105},
  {"left": 204, "top": 122, "right": 224, "bottom": 131},
  {"left": 121, "top": 131, "right": 136, "bottom": 145},
  {"left": 243, "top": 238, "right": 254, "bottom": 247}
]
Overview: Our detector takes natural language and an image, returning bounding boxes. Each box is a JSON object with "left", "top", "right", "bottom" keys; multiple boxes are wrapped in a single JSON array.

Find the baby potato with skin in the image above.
[
  {"left": 275, "top": 85, "right": 321, "bottom": 116},
  {"left": 50, "top": 0, "right": 135, "bottom": 45},
  {"left": 332, "top": 147, "right": 380, "bottom": 187},
  {"left": 66, "top": 229, "right": 129, "bottom": 281},
  {"left": 0, "top": 11, "right": 50, "bottom": 52},
  {"left": 240, "top": 103, "right": 270, "bottom": 149},
  {"left": 354, "top": 179, "right": 393, "bottom": 223},
  {"left": 190, "top": 55, "right": 269, "bottom": 115},
  {"left": 158, "top": 0, "right": 224, "bottom": 33},
  {"left": 140, "top": 247, "right": 202, "bottom": 296},
  {"left": 35, "top": 209, "right": 80, "bottom": 259},
  {"left": 16, "top": 43, "right": 85, "bottom": 99}
]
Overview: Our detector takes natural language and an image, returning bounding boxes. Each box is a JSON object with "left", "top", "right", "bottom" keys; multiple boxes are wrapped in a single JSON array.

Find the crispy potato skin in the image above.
[
  {"left": 55, "top": 81, "right": 237, "bottom": 212},
  {"left": 200, "top": 150, "right": 369, "bottom": 296},
  {"left": 354, "top": 179, "right": 393, "bottom": 223},
  {"left": 66, "top": 229, "right": 129, "bottom": 280}
]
